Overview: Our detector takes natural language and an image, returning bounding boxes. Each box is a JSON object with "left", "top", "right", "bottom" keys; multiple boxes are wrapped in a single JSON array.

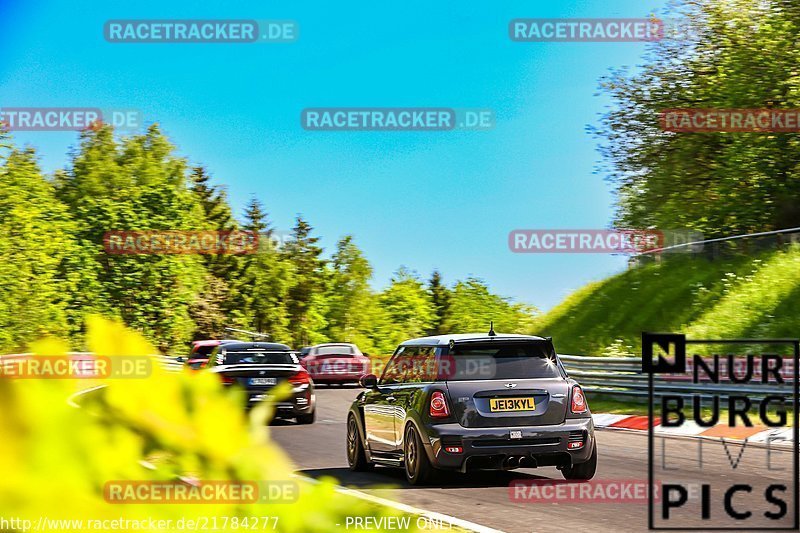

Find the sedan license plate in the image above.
[
  {"left": 249, "top": 377, "right": 277, "bottom": 386},
  {"left": 489, "top": 397, "right": 535, "bottom": 412}
]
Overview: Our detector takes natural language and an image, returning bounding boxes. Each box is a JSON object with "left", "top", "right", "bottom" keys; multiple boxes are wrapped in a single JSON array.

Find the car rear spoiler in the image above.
[
  {"left": 448, "top": 336, "right": 552, "bottom": 346},
  {"left": 448, "top": 336, "right": 556, "bottom": 355}
]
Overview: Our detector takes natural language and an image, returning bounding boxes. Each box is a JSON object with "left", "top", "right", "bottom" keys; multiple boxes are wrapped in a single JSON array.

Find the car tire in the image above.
[
  {"left": 562, "top": 443, "right": 597, "bottom": 481},
  {"left": 346, "top": 414, "right": 373, "bottom": 471},
  {"left": 296, "top": 410, "right": 315, "bottom": 425},
  {"left": 403, "top": 424, "right": 437, "bottom": 485}
]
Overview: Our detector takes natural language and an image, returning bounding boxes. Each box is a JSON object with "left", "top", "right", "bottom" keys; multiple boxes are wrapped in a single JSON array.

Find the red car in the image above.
[
  {"left": 179, "top": 339, "right": 240, "bottom": 370},
  {"left": 301, "top": 343, "right": 370, "bottom": 385}
]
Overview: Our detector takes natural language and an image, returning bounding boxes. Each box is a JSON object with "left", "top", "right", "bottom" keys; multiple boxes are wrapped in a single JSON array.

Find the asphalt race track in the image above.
[{"left": 270, "top": 387, "right": 795, "bottom": 533}]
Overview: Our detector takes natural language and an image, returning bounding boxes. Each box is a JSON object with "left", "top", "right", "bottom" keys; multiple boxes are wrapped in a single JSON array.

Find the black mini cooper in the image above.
[{"left": 346, "top": 331, "right": 596, "bottom": 484}]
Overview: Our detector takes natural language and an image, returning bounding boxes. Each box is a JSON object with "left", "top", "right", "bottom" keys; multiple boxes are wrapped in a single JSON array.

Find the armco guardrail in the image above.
[
  {"left": 159, "top": 355, "right": 184, "bottom": 371},
  {"left": 0, "top": 353, "right": 183, "bottom": 372},
  {"left": 559, "top": 354, "right": 793, "bottom": 400},
  {"left": 4, "top": 353, "right": 791, "bottom": 400}
]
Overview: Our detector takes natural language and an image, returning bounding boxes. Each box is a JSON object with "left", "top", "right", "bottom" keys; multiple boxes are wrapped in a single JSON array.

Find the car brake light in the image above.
[
  {"left": 289, "top": 369, "right": 311, "bottom": 386},
  {"left": 429, "top": 391, "right": 450, "bottom": 418},
  {"left": 444, "top": 446, "right": 462, "bottom": 454},
  {"left": 220, "top": 374, "right": 235, "bottom": 385},
  {"left": 570, "top": 386, "right": 588, "bottom": 414}
]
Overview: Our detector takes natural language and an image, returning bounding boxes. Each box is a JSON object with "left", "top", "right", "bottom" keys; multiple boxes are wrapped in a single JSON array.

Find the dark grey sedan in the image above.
[
  {"left": 346, "top": 332, "right": 596, "bottom": 484},
  {"left": 205, "top": 341, "right": 316, "bottom": 424}
]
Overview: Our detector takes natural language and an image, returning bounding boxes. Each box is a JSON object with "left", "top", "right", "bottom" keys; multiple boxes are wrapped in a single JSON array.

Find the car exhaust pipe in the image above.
[
  {"left": 519, "top": 456, "right": 537, "bottom": 468},
  {"left": 504, "top": 456, "right": 521, "bottom": 469}
]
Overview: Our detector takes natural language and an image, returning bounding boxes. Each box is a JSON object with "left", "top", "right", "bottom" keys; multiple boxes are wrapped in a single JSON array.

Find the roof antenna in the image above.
[{"left": 488, "top": 321, "right": 496, "bottom": 337}]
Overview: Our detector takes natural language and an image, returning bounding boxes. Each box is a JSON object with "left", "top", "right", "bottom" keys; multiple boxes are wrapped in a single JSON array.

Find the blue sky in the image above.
[{"left": 0, "top": 0, "right": 669, "bottom": 311}]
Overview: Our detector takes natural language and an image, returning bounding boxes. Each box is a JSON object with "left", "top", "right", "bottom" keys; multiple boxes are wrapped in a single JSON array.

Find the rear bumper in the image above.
[
  {"left": 309, "top": 372, "right": 363, "bottom": 383},
  {"left": 245, "top": 386, "right": 315, "bottom": 418},
  {"left": 422, "top": 417, "right": 595, "bottom": 472}
]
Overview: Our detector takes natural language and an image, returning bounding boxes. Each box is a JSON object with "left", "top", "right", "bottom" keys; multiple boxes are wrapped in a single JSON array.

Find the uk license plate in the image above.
[
  {"left": 489, "top": 397, "right": 535, "bottom": 412},
  {"left": 250, "top": 377, "right": 277, "bottom": 386}
]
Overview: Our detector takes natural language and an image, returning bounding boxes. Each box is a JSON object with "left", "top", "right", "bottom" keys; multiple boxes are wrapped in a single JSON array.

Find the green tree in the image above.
[
  {"left": 325, "top": 235, "right": 374, "bottom": 349},
  {"left": 188, "top": 274, "right": 230, "bottom": 341},
  {"left": 0, "top": 148, "right": 75, "bottom": 351},
  {"left": 235, "top": 198, "right": 293, "bottom": 344},
  {"left": 442, "top": 277, "right": 537, "bottom": 334},
  {"left": 595, "top": 0, "right": 800, "bottom": 237},
  {"left": 190, "top": 167, "right": 236, "bottom": 232},
  {"left": 283, "top": 216, "right": 328, "bottom": 347},
  {"left": 0, "top": 125, "right": 548, "bottom": 356},
  {"left": 55, "top": 124, "right": 205, "bottom": 352},
  {"left": 427, "top": 270, "right": 451, "bottom": 335},
  {"left": 377, "top": 267, "right": 435, "bottom": 349},
  {"left": 243, "top": 196, "right": 269, "bottom": 234},
  {"left": 188, "top": 167, "right": 239, "bottom": 339}
]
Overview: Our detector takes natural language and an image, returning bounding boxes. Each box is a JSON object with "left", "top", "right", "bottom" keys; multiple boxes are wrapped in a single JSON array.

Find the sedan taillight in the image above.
[
  {"left": 289, "top": 369, "right": 311, "bottom": 386},
  {"left": 570, "top": 385, "right": 588, "bottom": 414},
  {"left": 429, "top": 391, "right": 450, "bottom": 418},
  {"left": 220, "top": 374, "right": 235, "bottom": 385}
]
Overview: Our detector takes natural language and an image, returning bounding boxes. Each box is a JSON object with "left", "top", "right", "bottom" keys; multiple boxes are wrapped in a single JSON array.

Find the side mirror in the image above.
[
  {"left": 176, "top": 356, "right": 185, "bottom": 363},
  {"left": 359, "top": 374, "right": 378, "bottom": 389}
]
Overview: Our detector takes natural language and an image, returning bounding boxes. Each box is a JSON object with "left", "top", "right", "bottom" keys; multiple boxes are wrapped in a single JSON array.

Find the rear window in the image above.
[
  {"left": 445, "top": 342, "right": 561, "bottom": 381},
  {"left": 191, "top": 345, "right": 217, "bottom": 358},
  {"left": 224, "top": 351, "right": 297, "bottom": 365},
  {"left": 315, "top": 345, "right": 354, "bottom": 356}
]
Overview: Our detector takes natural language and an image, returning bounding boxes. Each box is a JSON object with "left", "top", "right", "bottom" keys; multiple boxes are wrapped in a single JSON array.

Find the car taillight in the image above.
[
  {"left": 220, "top": 374, "right": 235, "bottom": 385},
  {"left": 570, "top": 386, "right": 588, "bottom": 414},
  {"left": 289, "top": 369, "right": 311, "bottom": 386},
  {"left": 429, "top": 391, "right": 450, "bottom": 418}
]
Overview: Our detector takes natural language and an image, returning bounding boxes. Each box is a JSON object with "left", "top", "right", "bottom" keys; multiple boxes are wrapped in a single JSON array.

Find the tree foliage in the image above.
[
  {"left": 0, "top": 149, "right": 74, "bottom": 350},
  {"left": 427, "top": 270, "right": 450, "bottom": 335},
  {"left": 0, "top": 127, "right": 538, "bottom": 354},
  {"left": 595, "top": 0, "right": 800, "bottom": 237},
  {"left": 325, "top": 235, "right": 374, "bottom": 348},
  {"left": 55, "top": 125, "right": 204, "bottom": 352},
  {"left": 442, "top": 277, "right": 538, "bottom": 335}
]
